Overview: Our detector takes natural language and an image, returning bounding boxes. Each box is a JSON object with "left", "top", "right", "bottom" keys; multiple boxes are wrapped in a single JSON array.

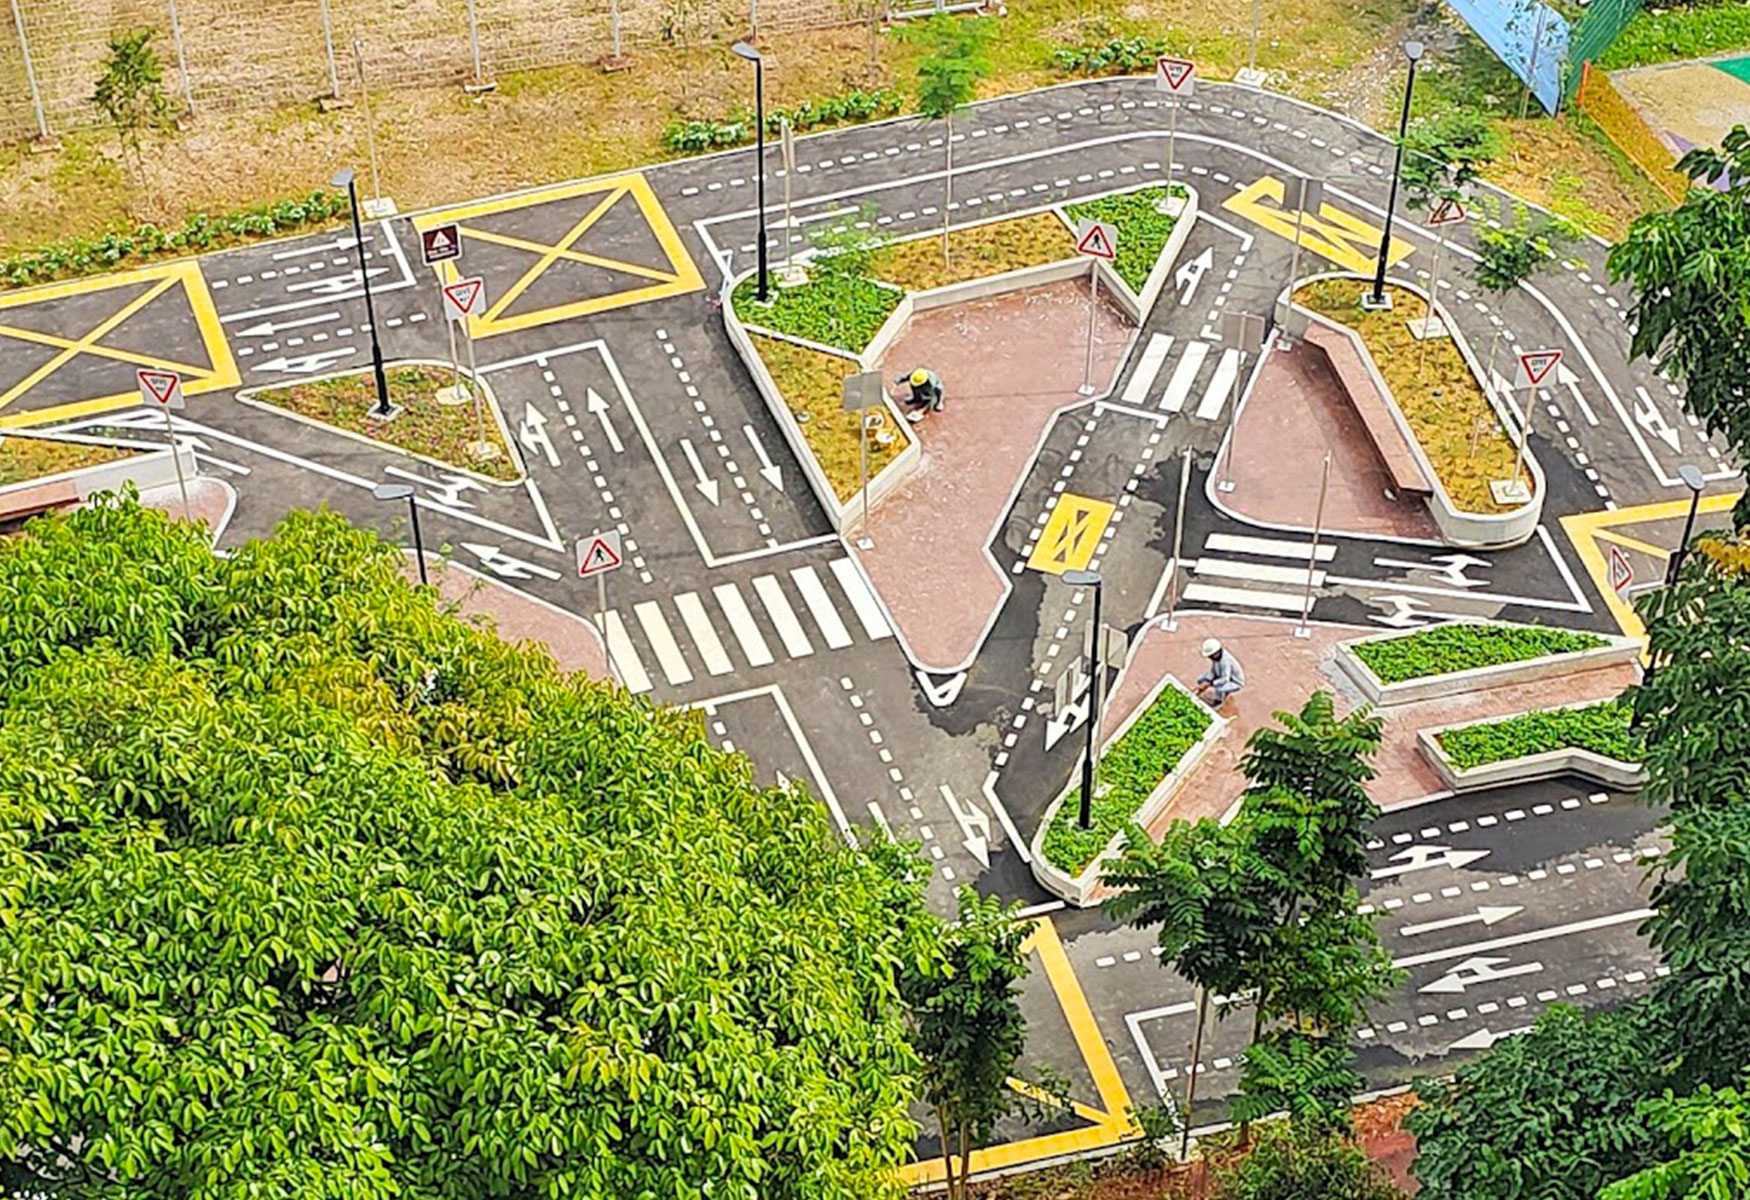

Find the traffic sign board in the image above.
[
  {"left": 1608, "top": 545, "right": 1635, "bottom": 596},
  {"left": 421, "top": 223, "right": 462, "bottom": 265},
  {"left": 1517, "top": 348, "right": 1563, "bottom": 389},
  {"left": 443, "top": 276, "right": 487, "bottom": 323},
  {"left": 841, "top": 370, "right": 886, "bottom": 412},
  {"left": 1156, "top": 56, "right": 1196, "bottom": 94},
  {"left": 136, "top": 368, "right": 185, "bottom": 411},
  {"left": 576, "top": 529, "right": 624, "bottom": 578},
  {"left": 1074, "top": 220, "right": 1118, "bottom": 261},
  {"left": 1428, "top": 196, "right": 1468, "bottom": 227}
]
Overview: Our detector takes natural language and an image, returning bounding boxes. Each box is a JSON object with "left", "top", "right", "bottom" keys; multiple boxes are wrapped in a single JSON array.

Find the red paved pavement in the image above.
[
  {"left": 402, "top": 555, "right": 612, "bottom": 682},
  {"left": 859, "top": 279, "right": 1132, "bottom": 671}
]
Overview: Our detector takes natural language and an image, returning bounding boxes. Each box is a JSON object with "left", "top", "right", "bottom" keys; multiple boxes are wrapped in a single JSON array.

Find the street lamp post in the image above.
[
  {"left": 1666, "top": 464, "right": 1707, "bottom": 584},
  {"left": 1064, "top": 569, "right": 1104, "bottom": 831},
  {"left": 732, "top": 42, "right": 770, "bottom": 303},
  {"left": 332, "top": 167, "right": 393, "bottom": 417},
  {"left": 1366, "top": 40, "right": 1425, "bottom": 311},
  {"left": 373, "top": 482, "right": 427, "bottom": 584}
]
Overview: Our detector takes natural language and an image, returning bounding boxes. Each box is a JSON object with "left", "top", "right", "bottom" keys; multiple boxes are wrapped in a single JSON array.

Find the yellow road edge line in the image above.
[
  {"left": 1559, "top": 493, "right": 1741, "bottom": 642},
  {"left": 0, "top": 392, "right": 141, "bottom": 429}
]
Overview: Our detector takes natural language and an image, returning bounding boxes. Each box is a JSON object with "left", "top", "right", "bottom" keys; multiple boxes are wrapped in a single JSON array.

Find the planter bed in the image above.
[
  {"left": 751, "top": 333, "right": 911, "bottom": 504},
  {"left": 732, "top": 270, "right": 901, "bottom": 355},
  {"left": 1029, "top": 675, "right": 1226, "bottom": 907},
  {"left": 0, "top": 434, "right": 133, "bottom": 486},
  {"left": 1336, "top": 620, "right": 1638, "bottom": 706},
  {"left": 869, "top": 213, "right": 1073, "bottom": 292},
  {"left": 1419, "top": 701, "right": 1645, "bottom": 791},
  {"left": 1064, "top": 185, "right": 1187, "bottom": 293},
  {"left": 0, "top": 432, "right": 193, "bottom": 522}
]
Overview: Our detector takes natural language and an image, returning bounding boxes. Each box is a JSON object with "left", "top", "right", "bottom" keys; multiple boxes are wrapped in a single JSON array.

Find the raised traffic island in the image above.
[{"left": 1417, "top": 699, "right": 1645, "bottom": 791}]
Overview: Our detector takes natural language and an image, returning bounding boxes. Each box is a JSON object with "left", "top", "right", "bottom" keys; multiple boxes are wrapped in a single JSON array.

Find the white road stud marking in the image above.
[{"left": 712, "top": 583, "right": 775, "bottom": 667}]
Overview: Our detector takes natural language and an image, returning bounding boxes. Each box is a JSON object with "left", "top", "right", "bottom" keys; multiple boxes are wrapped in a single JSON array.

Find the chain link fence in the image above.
[
  {"left": 1563, "top": 0, "right": 1645, "bottom": 103},
  {"left": 0, "top": 0, "right": 878, "bottom": 142}
]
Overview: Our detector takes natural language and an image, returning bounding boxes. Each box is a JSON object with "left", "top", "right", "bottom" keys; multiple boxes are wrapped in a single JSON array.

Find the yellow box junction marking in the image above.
[
  {"left": 1223, "top": 175, "right": 1414, "bottom": 276},
  {"left": 1028, "top": 492, "right": 1116, "bottom": 575},
  {"left": 0, "top": 259, "right": 239, "bottom": 429},
  {"left": 1561, "top": 492, "right": 1742, "bottom": 641},
  {"left": 415, "top": 173, "right": 704, "bottom": 338},
  {"left": 898, "top": 917, "right": 1137, "bottom": 1186}
]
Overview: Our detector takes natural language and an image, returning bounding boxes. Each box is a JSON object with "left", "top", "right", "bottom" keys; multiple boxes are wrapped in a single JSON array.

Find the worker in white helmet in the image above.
[
  {"left": 895, "top": 367, "right": 944, "bottom": 424},
  {"left": 1195, "top": 637, "right": 1245, "bottom": 708}
]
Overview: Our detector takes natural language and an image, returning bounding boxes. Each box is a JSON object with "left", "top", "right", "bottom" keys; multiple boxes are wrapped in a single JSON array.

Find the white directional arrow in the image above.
[
  {"left": 1044, "top": 695, "right": 1089, "bottom": 751},
  {"left": 253, "top": 348, "right": 357, "bottom": 375},
  {"left": 585, "top": 388, "right": 624, "bottom": 454},
  {"left": 1370, "top": 844, "right": 1491, "bottom": 881},
  {"left": 1634, "top": 385, "right": 1682, "bottom": 453},
  {"left": 679, "top": 438, "right": 720, "bottom": 505},
  {"left": 384, "top": 466, "right": 488, "bottom": 510},
  {"left": 744, "top": 425, "right": 784, "bottom": 491},
  {"left": 1556, "top": 362, "right": 1599, "bottom": 426},
  {"left": 273, "top": 236, "right": 370, "bottom": 260},
  {"left": 1447, "top": 1025, "right": 1533, "bottom": 1052},
  {"left": 1175, "top": 247, "right": 1215, "bottom": 306},
  {"left": 915, "top": 670, "right": 966, "bottom": 708},
  {"left": 1367, "top": 594, "right": 1463, "bottom": 629},
  {"left": 1419, "top": 954, "right": 1543, "bottom": 994},
  {"left": 236, "top": 311, "right": 340, "bottom": 337},
  {"left": 1372, "top": 553, "right": 1491, "bottom": 589},
  {"left": 458, "top": 541, "right": 562, "bottom": 581},
  {"left": 941, "top": 784, "right": 995, "bottom": 868},
  {"left": 286, "top": 267, "right": 388, "bottom": 295},
  {"left": 1400, "top": 905, "right": 1523, "bottom": 937},
  {"left": 519, "top": 402, "right": 561, "bottom": 468}
]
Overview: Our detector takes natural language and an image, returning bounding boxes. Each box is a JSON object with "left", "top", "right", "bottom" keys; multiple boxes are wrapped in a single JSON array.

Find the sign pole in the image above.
[
  {"left": 1295, "top": 452, "right": 1331, "bottom": 638},
  {"left": 1164, "top": 446, "right": 1191, "bottom": 631},
  {"left": 164, "top": 408, "right": 192, "bottom": 522},
  {"left": 1417, "top": 234, "right": 1445, "bottom": 374},
  {"left": 1167, "top": 97, "right": 1179, "bottom": 195},
  {"left": 858, "top": 413, "right": 872, "bottom": 548},
  {"left": 1081, "top": 265, "right": 1099, "bottom": 396},
  {"left": 1511, "top": 388, "right": 1534, "bottom": 490},
  {"left": 447, "top": 309, "right": 463, "bottom": 399},
  {"left": 466, "top": 319, "right": 488, "bottom": 456}
]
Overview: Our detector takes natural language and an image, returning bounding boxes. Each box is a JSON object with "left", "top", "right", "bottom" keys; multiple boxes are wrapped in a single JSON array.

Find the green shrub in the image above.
[
  {"left": 732, "top": 270, "right": 900, "bottom": 354},
  {"left": 661, "top": 116, "right": 751, "bottom": 153},
  {"left": 1211, "top": 1122, "right": 1400, "bottom": 1200},
  {"left": 1064, "top": 186, "right": 1185, "bottom": 291},
  {"left": 1043, "top": 682, "right": 1211, "bottom": 875},
  {"left": 1598, "top": 1, "right": 1750, "bottom": 70},
  {"left": 661, "top": 88, "right": 903, "bottom": 153},
  {"left": 1352, "top": 623, "right": 1607, "bottom": 684},
  {"left": 1049, "top": 37, "right": 1169, "bottom": 76},
  {"left": 0, "top": 189, "right": 348, "bottom": 288},
  {"left": 1437, "top": 701, "right": 1640, "bottom": 769}
]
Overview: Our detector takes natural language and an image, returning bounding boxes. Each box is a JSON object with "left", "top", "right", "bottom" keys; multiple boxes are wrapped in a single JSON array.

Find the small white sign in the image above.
[
  {"left": 442, "top": 275, "right": 487, "bottom": 323},
  {"left": 1428, "top": 196, "right": 1469, "bottom": 227},
  {"left": 1517, "top": 348, "right": 1563, "bottom": 390},
  {"left": 137, "top": 368, "right": 185, "bottom": 411},
  {"left": 576, "top": 530, "right": 624, "bottom": 578},
  {"left": 1156, "top": 56, "right": 1196, "bottom": 95},
  {"left": 1074, "top": 220, "right": 1119, "bottom": 261},
  {"left": 1608, "top": 545, "right": 1635, "bottom": 596}
]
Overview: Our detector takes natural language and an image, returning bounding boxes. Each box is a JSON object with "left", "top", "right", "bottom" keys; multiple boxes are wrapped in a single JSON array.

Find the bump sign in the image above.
[
  {"left": 1074, "top": 220, "right": 1118, "bottom": 262},
  {"left": 421, "top": 223, "right": 462, "bottom": 265},
  {"left": 136, "top": 368, "right": 185, "bottom": 411},
  {"left": 576, "top": 530, "right": 624, "bottom": 578},
  {"left": 443, "top": 276, "right": 487, "bottom": 323},
  {"left": 1156, "top": 56, "right": 1196, "bottom": 95},
  {"left": 1516, "top": 348, "right": 1562, "bottom": 389}
]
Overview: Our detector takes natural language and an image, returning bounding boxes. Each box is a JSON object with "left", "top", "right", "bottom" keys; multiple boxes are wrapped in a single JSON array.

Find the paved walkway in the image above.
[
  {"left": 1221, "top": 340, "right": 1440, "bottom": 542},
  {"left": 859, "top": 279, "right": 1131, "bottom": 671},
  {"left": 140, "top": 476, "right": 234, "bottom": 536},
  {"left": 402, "top": 554, "right": 612, "bottom": 682}
]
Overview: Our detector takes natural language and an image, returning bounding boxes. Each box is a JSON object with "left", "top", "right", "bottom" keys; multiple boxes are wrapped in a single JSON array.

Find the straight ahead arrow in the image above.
[
  {"left": 941, "top": 783, "right": 993, "bottom": 868},
  {"left": 1447, "top": 1025, "right": 1533, "bottom": 1052},
  {"left": 1556, "top": 362, "right": 1599, "bottom": 426},
  {"left": 1175, "top": 247, "right": 1215, "bottom": 306},
  {"left": 236, "top": 311, "right": 340, "bottom": 337},
  {"left": 253, "top": 348, "right": 357, "bottom": 375},
  {"left": 286, "top": 267, "right": 388, "bottom": 295},
  {"left": 519, "top": 402, "right": 561, "bottom": 468},
  {"left": 586, "top": 388, "right": 625, "bottom": 454},
  {"left": 273, "top": 235, "right": 370, "bottom": 259},
  {"left": 1634, "top": 385, "right": 1682, "bottom": 453},
  {"left": 744, "top": 424, "right": 784, "bottom": 491},
  {"left": 679, "top": 438, "right": 720, "bottom": 505},
  {"left": 1399, "top": 905, "right": 1523, "bottom": 937}
]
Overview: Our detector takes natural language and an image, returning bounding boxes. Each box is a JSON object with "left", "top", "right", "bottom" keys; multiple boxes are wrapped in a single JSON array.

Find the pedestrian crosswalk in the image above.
[
  {"left": 1117, "top": 331, "right": 1244, "bottom": 422},
  {"left": 1182, "top": 532, "right": 1336, "bottom": 614},
  {"left": 603, "top": 556, "right": 893, "bottom": 693}
]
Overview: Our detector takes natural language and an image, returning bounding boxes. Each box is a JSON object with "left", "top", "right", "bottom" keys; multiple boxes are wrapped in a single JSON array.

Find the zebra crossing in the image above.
[
  {"left": 602, "top": 556, "right": 893, "bottom": 693},
  {"left": 1182, "top": 532, "right": 1336, "bottom": 614},
  {"left": 1119, "top": 332, "right": 1245, "bottom": 420}
]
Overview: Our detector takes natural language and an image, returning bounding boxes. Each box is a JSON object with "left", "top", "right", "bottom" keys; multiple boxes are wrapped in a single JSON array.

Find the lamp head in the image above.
[
  {"left": 330, "top": 166, "right": 356, "bottom": 189},
  {"left": 1405, "top": 39, "right": 1426, "bottom": 63},
  {"left": 1679, "top": 463, "right": 1707, "bottom": 492},
  {"left": 372, "top": 483, "right": 415, "bottom": 502},
  {"left": 731, "top": 41, "right": 761, "bottom": 62},
  {"left": 1062, "top": 569, "right": 1102, "bottom": 588}
]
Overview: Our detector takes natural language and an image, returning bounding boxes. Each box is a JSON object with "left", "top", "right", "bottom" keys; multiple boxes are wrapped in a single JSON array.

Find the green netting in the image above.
[{"left": 1565, "top": 0, "right": 1647, "bottom": 99}]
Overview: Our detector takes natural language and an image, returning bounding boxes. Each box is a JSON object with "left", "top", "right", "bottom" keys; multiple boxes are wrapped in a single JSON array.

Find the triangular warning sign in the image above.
[
  {"left": 1428, "top": 196, "right": 1468, "bottom": 226},
  {"left": 1518, "top": 349, "right": 1562, "bottom": 388},
  {"left": 1157, "top": 56, "right": 1195, "bottom": 92},
  {"left": 428, "top": 230, "right": 453, "bottom": 254},
  {"left": 576, "top": 537, "right": 622, "bottom": 577},
  {"left": 1607, "top": 545, "right": 1635, "bottom": 595},
  {"left": 1075, "top": 224, "right": 1116, "bottom": 260},
  {"left": 137, "top": 369, "right": 180, "bottom": 406},
  {"left": 443, "top": 277, "right": 485, "bottom": 318}
]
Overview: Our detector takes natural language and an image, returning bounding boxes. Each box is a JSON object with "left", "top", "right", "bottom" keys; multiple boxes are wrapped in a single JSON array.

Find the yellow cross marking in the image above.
[
  {"left": 478, "top": 186, "right": 625, "bottom": 323},
  {"left": 1223, "top": 175, "right": 1414, "bottom": 275},
  {"left": 459, "top": 224, "right": 683, "bottom": 284},
  {"left": 1029, "top": 492, "right": 1115, "bottom": 575},
  {"left": 1561, "top": 492, "right": 1742, "bottom": 641}
]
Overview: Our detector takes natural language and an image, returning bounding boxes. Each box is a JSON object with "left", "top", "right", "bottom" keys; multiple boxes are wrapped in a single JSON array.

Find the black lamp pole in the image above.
[
  {"left": 733, "top": 42, "right": 770, "bottom": 302},
  {"left": 1367, "top": 41, "right": 1425, "bottom": 309},
  {"left": 1666, "top": 464, "right": 1707, "bottom": 584},
  {"left": 333, "top": 167, "right": 392, "bottom": 417},
  {"left": 1065, "top": 569, "right": 1104, "bottom": 831},
  {"left": 373, "top": 483, "right": 427, "bottom": 584}
]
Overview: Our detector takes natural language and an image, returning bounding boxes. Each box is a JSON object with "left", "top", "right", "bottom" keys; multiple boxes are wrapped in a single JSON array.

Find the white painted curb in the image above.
[{"left": 1417, "top": 702, "right": 1645, "bottom": 791}]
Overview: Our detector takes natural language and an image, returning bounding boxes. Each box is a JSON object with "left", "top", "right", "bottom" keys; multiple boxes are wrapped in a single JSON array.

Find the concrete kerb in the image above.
[
  {"left": 0, "top": 432, "right": 196, "bottom": 510},
  {"left": 1286, "top": 271, "right": 1545, "bottom": 549},
  {"left": 1416, "top": 701, "right": 1646, "bottom": 793},
  {"left": 1333, "top": 619, "right": 1642, "bottom": 707},
  {"left": 235, "top": 358, "right": 527, "bottom": 488},
  {"left": 1027, "top": 673, "right": 1229, "bottom": 907}
]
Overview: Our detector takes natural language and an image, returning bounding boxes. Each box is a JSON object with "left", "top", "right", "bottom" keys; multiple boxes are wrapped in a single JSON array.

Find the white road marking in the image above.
[
  {"left": 712, "top": 583, "right": 775, "bottom": 667},
  {"left": 1196, "top": 348, "right": 1240, "bottom": 420},
  {"left": 1182, "top": 582, "right": 1304, "bottom": 611},
  {"left": 1205, "top": 533, "right": 1337, "bottom": 561},
  {"left": 602, "top": 611, "right": 651, "bottom": 694},
  {"left": 674, "top": 592, "right": 733, "bottom": 676},
  {"left": 635, "top": 601, "right": 694, "bottom": 685},
  {"left": 1193, "top": 558, "right": 1325, "bottom": 587},
  {"left": 829, "top": 557, "right": 894, "bottom": 640},
  {"left": 1122, "top": 333, "right": 1174, "bottom": 405},
  {"left": 753, "top": 575, "right": 814, "bottom": 658},
  {"left": 791, "top": 565, "right": 853, "bottom": 649},
  {"left": 1159, "top": 340, "right": 1209, "bottom": 411}
]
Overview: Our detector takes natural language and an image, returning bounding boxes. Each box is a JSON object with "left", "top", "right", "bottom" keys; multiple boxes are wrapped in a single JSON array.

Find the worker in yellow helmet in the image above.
[{"left": 895, "top": 366, "right": 944, "bottom": 424}]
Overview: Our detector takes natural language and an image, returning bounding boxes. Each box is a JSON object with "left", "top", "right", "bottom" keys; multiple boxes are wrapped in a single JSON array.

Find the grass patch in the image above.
[
  {"left": 1600, "top": 1, "right": 1750, "bottom": 69},
  {"left": 1436, "top": 701, "right": 1639, "bottom": 770},
  {"left": 733, "top": 271, "right": 901, "bottom": 355},
  {"left": 1295, "top": 280, "right": 1524, "bottom": 513},
  {"left": 251, "top": 364, "right": 519, "bottom": 483},
  {"left": 1354, "top": 623, "right": 1608, "bottom": 684},
  {"left": 869, "top": 214, "right": 1074, "bottom": 291},
  {"left": 751, "top": 334, "right": 910, "bottom": 503},
  {"left": 1042, "top": 683, "right": 1211, "bottom": 876},
  {"left": 1064, "top": 186, "right": 1184, "bottom": 292},
  {"left": 0, "top": 436, "right": 134, "bottom": 487}
]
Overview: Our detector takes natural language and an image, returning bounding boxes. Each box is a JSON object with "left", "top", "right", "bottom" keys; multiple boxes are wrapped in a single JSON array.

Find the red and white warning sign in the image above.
[
  {"left": 1516, "top": 348, "right": 1563, "bottom": 389},
  {"left": 575, "top": 529, "right": 624, "bottom": 579},
  {"left": 442, "top": 275, "right": 487, "bottom": 323},
  {"left": 1156, "top": 56, "right": 1196, "bottom": 95},
  {"left": 1074, "top": 219, "right": 1119, "bottom": 261},
  {"left": 421, "top": 223, "right": 462, "bottom": 266},
  {"left": 1607, "top": 544, "right": 1635, "bottom": 596},
  {"left": 1428, "top": 196, "right": 1468, "bottom": 227},
  {"left": 136, "top": 367, "right": 185, "bottom": 411}
]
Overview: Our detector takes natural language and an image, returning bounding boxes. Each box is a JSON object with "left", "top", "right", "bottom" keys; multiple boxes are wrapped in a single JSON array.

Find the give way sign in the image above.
[
  {"left": 442, "top": 276, "right": 487, "bottom": 323},
  {"left": 137, "top": 367, "right": 185, "bottom": 411},
  {"left": 1156, "top": 56, "right": 1196, "bottom": 95},
  {"left": 1516, "top": 348, "right": 1563, "bottom": 389}
]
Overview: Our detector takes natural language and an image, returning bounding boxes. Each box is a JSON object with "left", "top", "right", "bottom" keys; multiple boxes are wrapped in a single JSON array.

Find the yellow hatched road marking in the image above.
[
  {"left": 459, "top": 224, "right": 682, "bottom": 283},
  {"left": 1223, "top": 175, "right": 1414, "bottom": 275},
  {"left": 1028, "top": 492, "right": 1115, "bottom": 575},
  {"left": 1560, "top": 492, "right": 1741, "bottom": 641}
]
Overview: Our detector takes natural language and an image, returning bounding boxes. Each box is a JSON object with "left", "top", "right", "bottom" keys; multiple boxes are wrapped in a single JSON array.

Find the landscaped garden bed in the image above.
[
  {"left": 1336, "top": 620, "right": 1637, "bottom": 705},
  {"left": 868, "top": 213, "right": 1073, "bottom": 292},
  {"left": 0, "top": 435, "right": 133, "bottom": 487},
  {"left": 1065, "top": 184, "right": 1187, "bottom": 293},
  {"left": 1030, "top": 676, "right": 1224, "bottom": 906},
  {"left": 750, "top": 333, "right": 910, "bottom": 503},
  {"left": 245, "top": 364, "right": 520, "bottom": 483},
  {"left": 731, "top": 269, "right": 901, "bottom": 355},
  {"left": 1419, "top": 700, "right": 1645, "bottom": 791}
]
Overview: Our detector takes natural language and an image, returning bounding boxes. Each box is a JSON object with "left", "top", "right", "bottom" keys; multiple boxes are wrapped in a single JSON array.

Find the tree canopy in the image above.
[{"left": 0, "top": 499, "right": 933, "bottom": 1199}]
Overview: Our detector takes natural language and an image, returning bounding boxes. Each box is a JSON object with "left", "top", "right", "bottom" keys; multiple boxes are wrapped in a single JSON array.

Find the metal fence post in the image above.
[
  {"left": 10, "top": 0, "right": 50, "bottom": 142},
  {"left": 318, "top": 0, "right": 342, "bottom": 102},
  {"left": 166, "top": 0, "right": 194, "bottom": 113}
]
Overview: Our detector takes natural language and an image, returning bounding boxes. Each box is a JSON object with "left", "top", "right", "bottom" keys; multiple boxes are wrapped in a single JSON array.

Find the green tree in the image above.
[
  {"left": 1401, "top": 109, "right": 1502, "bottom": 211},
  {"left": 1211, "top": 1121, "right": 1401, "bottom": 1200},
  {"left": 902, "top": 15, "right": 992, "bottom": 264},
  {"left": 900, "top": 888, "right": 1030, "bottom": 1200},
  {"left": 1609, "top": 127, "right": 1750, "bottom": 525},
  {"left": 1231, "top": 1030, "right": 1362, "bottom": 1136},
  {"left": 1473, "top": 202, "right": 1577, "bottom": 295},
  {"left": 1601, "top": 1085, "right": 1750, "bottom": 1200},
  {"left": 0, "top": 498, "right": 932, "bottom": 1199},
  {"left": 91, "top": 30, "right": 174, "bottom": 210}
]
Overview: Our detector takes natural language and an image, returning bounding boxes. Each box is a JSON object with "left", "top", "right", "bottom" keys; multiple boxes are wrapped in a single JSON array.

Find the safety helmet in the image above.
[
  {"left": 911, "top": 368, "right": 929, "bottom": 386},
  {"left": 1201, "top": 638, "right": 1223, "bottom": 658}
]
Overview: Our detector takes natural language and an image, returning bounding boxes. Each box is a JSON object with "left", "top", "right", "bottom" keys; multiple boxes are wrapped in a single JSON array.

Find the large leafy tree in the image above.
[
  {"left": 1610, "top": 127, "right": 1750, "bottom": 525},
  {"left": 1601, "top": 1084, "right": 1750, "bottom": 1200},
  {"left": 901, "top": 15, "right": 991, "bottom": 265},
  {"left": 0, "top": 498, "right": 935, "bottom": 1199}
]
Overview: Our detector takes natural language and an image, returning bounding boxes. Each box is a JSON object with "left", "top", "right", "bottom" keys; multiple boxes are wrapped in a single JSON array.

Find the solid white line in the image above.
[
  {"left": 1206, "top": 532, "right": 1337, "bottom": 562},
  {"left": 753, "top": 575, "right": 814, "bottom": 658},
  {"left": 712, "top": 583, "right": 775, "bottom": 667},
  {"left": 1194, "top": 557, "right": 1324, "bottom": 587},
  {"left": 1183, "top": 582, "right": 1305, "bottom": 611},
  {"left": 1122, "top": 333, "right": 1174, "bottom": 405},
  {"left": 602, "top": 611, "right": 651, "bottom": 694},
  {"left": 791, "top": 565, "right": 853, "bottom": 649},
  {"left": 1393, "top": 909, "right": 1656, "bottom": 970},
  {"left": 828, "top": 556, "right": 894, "bottom": 639},
  {"left": 768, "top": 685, "right": 856, "bottom": 845},
  {"left": 634, "top": 601, "right": 694, "bottom": 686},
  {"left": 1197, "top": 348, "right": 1240, "bottom": 421},
  {"left": 1159, "top": 339, "right": 1208, "bottom": 411},
  {"left": 674, "top": 591, "right": 733, "bottom": 676}
]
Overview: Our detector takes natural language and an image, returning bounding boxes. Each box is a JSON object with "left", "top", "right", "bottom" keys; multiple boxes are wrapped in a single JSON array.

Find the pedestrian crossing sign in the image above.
[
  {"left": 1075, "top": 220, "right": 1119, "bottom": 262},
  {"left": 576, "top": 530, "right": 624, "bottom": 578},
  {"left": 1608, "top": 545, "right": 1634, "bottom": 596}
]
